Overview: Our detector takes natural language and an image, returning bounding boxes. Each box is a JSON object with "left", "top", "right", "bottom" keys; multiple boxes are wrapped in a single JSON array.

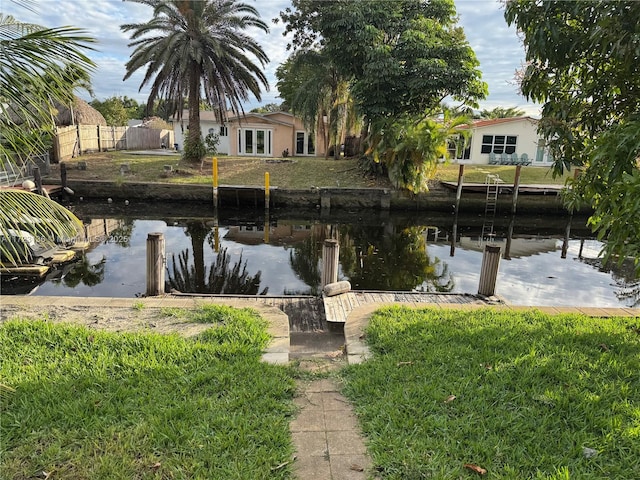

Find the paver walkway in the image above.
[{"left": 291, "top": 378, "right": 373, "bottom": 480}]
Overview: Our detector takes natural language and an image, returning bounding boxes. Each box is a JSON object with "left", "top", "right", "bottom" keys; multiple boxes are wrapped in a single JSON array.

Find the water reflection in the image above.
[
  {"left": 1, "top": 204, "right": 637, "bottom": 308},
  {"left": 167, "top": 220, "right": 267, "bottom": 294},
  {"left": 288, "top": 235, "right": 324, "bottom": 295},
  {"left": 56, "top": 253, "right": 106, "bottom": 288},
  {"left": 339, "top": 224, "right": 455, "bottom": 292}
]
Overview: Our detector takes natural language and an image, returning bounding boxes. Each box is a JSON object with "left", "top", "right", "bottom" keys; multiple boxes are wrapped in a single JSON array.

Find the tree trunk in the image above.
[{"left": 186, "top": 64, "right": 202, "bottom": 163}]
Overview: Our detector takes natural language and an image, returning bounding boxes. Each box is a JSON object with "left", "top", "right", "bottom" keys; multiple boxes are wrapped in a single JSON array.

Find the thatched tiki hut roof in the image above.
[
  {"left": 54, "top": 97, "right": 106, "bottom": 126},
  {"left": 3, "top": 95, "right": 106, "bottom": 127}
]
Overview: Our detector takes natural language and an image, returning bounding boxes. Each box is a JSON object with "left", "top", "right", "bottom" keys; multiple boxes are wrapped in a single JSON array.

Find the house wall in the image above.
[
  {"left": 171, "top": 112, "right": 325, "bottom": 158},
  {"left": 172, "top": 120, "right": 230, "bottom": 155},
  {"left": 228, "top": 118, "right": 284, "bottom": 157},
  {"left": 455, "top": 118, "right": 553, "bottom": 167}
]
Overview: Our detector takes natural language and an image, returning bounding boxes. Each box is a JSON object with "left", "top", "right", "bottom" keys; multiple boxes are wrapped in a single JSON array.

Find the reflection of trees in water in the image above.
[
  {"left": 166, "top": 221, "right": 267, "bottom": 294},
  {"left": 104, "top": 219, "right": 134, "bottom": 247},
  {"left": 60, "top": 254, "right": 106, "bottom": 287},
  {"left": 167, "top": 248, "right": 267, "bottom": 294},
  {"left": 288, "top": 234, "right": 325, "bottom": 296},
  {"left": 581, "top": 256, "right": 640, "bottom": 307},
  {"left": 339, "top": 225, "right": 454, "bottom": 292}
]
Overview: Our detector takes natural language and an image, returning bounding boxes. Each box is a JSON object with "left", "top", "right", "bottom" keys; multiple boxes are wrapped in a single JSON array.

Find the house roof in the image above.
[
  {"left": 227, "top": 112, "right": 293, "bottom": 127},
  {"left": 462, "top": 116, "right": 539, "bottom": 130},
  {"left": 171, "top": 109, "right": 294, "bottom": 126}
]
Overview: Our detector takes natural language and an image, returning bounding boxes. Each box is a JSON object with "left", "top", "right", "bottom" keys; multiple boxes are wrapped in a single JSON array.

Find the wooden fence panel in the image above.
[
  {"left": 125, "top": 127, "right": 160, "bottom": 150},
  {"left": 53, "top": 125, "right": 175, "bottom": 161},
  {"left": 97, "top": 126, "right": 127, "bottom": 151},
  {"left": 54, "top": 125, "right": 78, "bottom": 162},
  {"left": 78, "top": 125, "right": 99, "bottom": 153}
]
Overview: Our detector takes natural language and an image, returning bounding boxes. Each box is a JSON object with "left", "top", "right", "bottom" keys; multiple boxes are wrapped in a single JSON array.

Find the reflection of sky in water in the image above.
[
  {"left": 426, "top": 240, "right": 628, "bottom": 307},
  {"left": 23, "top": 220, "right": 638, "bottom": 308},
  {"left": 34, "top": 220, "right": 310, "bottom": 298}
]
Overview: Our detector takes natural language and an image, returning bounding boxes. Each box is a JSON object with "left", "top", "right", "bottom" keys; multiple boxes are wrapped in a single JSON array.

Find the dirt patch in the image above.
[{"left": 0, "top": 304, "right": 212, "bottom": 338}]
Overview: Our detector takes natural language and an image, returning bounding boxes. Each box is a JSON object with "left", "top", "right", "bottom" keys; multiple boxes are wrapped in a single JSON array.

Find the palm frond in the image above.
[{"left": 0, "top": 191, "right": 84, "bottom": 266}]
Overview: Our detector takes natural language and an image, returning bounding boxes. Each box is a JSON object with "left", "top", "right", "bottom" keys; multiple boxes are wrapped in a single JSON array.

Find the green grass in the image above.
[
  {"left": 0, "top": 306, "right": 297, "bottom": 479},
  {"left": 57, "top": 151, "right": 572, "bottom": 189},
  {"left": 432, "top": 163, "right": 573, "bottom": 185},
  {"left": 132, "top": 300, "right": 145, "bottom": 311},
  {"left": 341, "top": 307, "right": 640, "bottom": 479},
  {"left": 60, "top": 151, "right": 391, "bottom": 189}
]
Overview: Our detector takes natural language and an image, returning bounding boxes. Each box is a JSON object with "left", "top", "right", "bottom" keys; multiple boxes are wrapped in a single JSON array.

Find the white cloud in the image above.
[{"left": 4, "top": 0, "right": 541, "bottom": 113}]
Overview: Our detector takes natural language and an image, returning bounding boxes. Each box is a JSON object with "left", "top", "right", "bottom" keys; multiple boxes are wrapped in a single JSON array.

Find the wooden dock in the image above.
[
  {"left": 323, "top": 291, "right": 492, "bottom": 324},
  {"left": 441, "top": 181, "right": 562, "bottom": 195}
]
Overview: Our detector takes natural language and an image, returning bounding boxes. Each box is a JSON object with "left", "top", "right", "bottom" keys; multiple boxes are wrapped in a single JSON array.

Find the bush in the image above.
[{"left": 182, "top": 135, "right": 206, "bottom": 163}]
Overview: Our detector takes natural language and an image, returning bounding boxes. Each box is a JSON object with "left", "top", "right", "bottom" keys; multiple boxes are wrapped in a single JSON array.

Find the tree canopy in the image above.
[
  {"left": 279, "top": 0, "right": 486, "bottom": 121},
  {"left": 479, "top": 107, "right": 526, "bottom": 119},
  {"left": 505, "top": 0, "right": 640, "bottom": 272},
  {"left": 122, "top": 0, "right": 269, "bottom": 163},
  {"left": 276, "top": 48, "right": 356, "bottom": 158},
  {"left": 277, "top": 0, "right": 486, "bottom": 188}
]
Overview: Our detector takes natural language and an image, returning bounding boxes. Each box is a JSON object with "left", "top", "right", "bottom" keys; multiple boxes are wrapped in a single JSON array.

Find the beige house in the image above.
[
  {"left": 449, "top": 117, "right": 554, "bottom": 166},
  {"left": 172, "top": 110, "right": 326, "bottom": 158}
]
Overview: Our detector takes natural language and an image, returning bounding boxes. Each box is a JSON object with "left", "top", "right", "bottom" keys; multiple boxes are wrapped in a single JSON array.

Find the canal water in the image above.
[{"left": 2, "top": 202, "right": 638, "bottom": 308}]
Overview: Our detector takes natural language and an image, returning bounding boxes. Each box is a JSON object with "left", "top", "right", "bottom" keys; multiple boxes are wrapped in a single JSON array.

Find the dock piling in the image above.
[
  {"left": 478, "top": 245, "right": 501, "bottom": 297},
  {"left": 321, "top": 239, "right": 340, "bottom": 287},
  {"left": 33, "top": 167, "right": 43, "bottom": 195},
  {"left": 146, "top": 232, "right": 165, "bottom": 296}
]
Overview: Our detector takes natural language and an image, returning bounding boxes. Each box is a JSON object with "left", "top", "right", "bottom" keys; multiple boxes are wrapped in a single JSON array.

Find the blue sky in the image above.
[{"left": 4, "top": 0, "right": 541, "bottom": 115}]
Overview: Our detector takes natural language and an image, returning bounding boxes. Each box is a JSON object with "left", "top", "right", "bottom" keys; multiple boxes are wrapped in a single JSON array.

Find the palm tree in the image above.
[
  {"left": 0, "top": 9, "right": 94, "bottom": 264},
  {"left": 276, "top": 49, "right": 359, "bottom": 159},
  {"left": 0, "top": 13, "right": 96, "bottom": 160},
  {"left": 479, "top": 107, "right": 526, "bottom": 119},
  {"left": 0, "top": 191, "right": 84, "bottom": 266},
  {"left": 121, "top": 0, "right": 269, "bottom": 163}
]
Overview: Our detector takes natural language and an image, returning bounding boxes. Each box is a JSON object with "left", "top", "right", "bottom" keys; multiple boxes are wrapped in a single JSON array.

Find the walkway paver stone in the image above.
[{"left": 291, "top": 377, "right": 374, "bottom": 480}]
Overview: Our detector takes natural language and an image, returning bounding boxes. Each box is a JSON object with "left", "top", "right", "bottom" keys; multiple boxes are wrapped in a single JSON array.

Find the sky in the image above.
[{"left": 4, "top": 0, "right": 542, "bottom": 116}]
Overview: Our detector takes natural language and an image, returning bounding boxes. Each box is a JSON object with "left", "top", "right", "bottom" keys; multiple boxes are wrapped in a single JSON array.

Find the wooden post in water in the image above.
[
  {"left": 321, "top": 239, "right": 340, "bottom": 287},
  {"left": 561, "top": 216, "right": 571, "bottom": 259},
  {"left": 60, "top": 162, "right": 68, "bottom": 190},
  {"left": 455, "top": 164, "right": 464, "bottom": 211},
  {"left": 478, "top": 245, "right": 501, "bottom": 297},
  {"left": 33, "top": 166, "right": 43, "bottom": 195},
  {"left": 146, "top": 232, "right": 165, "bottom": 296},
  {"left": 511, "top": 165, "right": 522, "bottom": 215},
  {"left": 265, "top": 172, "right": 270, "bottom": 209},
  {"left": 212, "top": 157, "right": 218, "bottom": 208}
]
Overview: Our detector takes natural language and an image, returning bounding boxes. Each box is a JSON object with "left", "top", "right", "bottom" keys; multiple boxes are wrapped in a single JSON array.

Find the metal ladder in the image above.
[{"left": 481, "top": 174, "right": 501, "bottom": 244}]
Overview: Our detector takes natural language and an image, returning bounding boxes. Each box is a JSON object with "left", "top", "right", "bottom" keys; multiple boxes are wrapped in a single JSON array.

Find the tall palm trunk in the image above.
[{"left": 187, "top": 63, "right": 202, "bottom": 161}]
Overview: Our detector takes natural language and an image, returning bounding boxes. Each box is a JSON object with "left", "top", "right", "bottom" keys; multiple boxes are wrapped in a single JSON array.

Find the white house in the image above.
[
  {"left": 171, "top": 110, "right": 326, "bottom": 158},
  {"left": 449, "top": 117, "right": 554, "bottom": 166}
]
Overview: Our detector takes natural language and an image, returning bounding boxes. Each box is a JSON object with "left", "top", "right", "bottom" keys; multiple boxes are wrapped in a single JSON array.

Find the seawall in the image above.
[{"left": 57, "top": 180, "right": 580, "bottom": 215}]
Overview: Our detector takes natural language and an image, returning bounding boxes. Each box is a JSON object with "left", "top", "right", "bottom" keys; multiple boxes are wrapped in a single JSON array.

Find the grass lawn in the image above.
[
  {"left": 433, "top": 163, "right": 573, "bottom": 185},
  {"left": 0, "top": 305, "right": 297, "bottom": 479},
  {"left": 341, "top": 307, "right": 640, "bottom": 479},
  {"left": 53, "top": 151, "right": 571, "bottom": 189},
  {"left": 58, "top": 151, "right": 392, "bottom": 189}
]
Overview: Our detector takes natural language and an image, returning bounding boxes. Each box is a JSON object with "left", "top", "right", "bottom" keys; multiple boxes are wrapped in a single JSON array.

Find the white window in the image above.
[
  {"left": 481, "top": 135, "right": 517, "bottom": 154},
  {"left": 219, "top": 126, "right": 228, "bottom": 136}
]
